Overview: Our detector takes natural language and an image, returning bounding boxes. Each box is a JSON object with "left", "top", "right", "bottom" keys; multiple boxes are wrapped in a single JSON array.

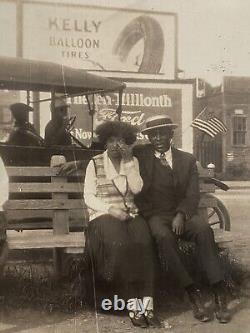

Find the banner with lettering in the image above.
[{"left": 68, "top": 80, "right": 194, "bottom": 152}]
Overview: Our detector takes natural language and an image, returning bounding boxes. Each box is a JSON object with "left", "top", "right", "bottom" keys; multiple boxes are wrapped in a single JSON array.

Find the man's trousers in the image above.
[{"left": 147, "top": 214, "right": 224, "bottom": 288}]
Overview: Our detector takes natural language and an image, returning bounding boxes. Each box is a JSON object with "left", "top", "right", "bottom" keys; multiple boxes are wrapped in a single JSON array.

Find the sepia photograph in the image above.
[{"left": 0, "top": 0, "right": 250, "bottom": 332}]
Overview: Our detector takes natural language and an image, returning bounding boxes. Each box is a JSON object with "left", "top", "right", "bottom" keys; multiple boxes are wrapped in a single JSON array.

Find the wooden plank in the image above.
[
  {"left": 5, "top": 208, "right": 87, "bottom": 221},
  {"left": 199, "top": 183, "right": 215, "bottom": 193},
  {"left": 5, "top": 210, "right": 53, "bottom": 220},
  {"left": 199, "top": 196, "right": 218, "bottom": 208},
  {"left": 8, "top": 222, "right": 53, "bottom": 230},
  {"left": 7, "top": 167, "right": 58, "bottom": 177},
  {"left": 4, "top": 199, "right": 86, "bottom": 210},
  {"left": 9, "top": 183, "right": 84, "bottom": 193},
  {"left": 213, "top": 229, "right": 233, "bottom": 246},
  {"left": 7, "top": 167, "right": 86, "bottom": 178},
  {"left": 7, "top": 230, "right": 85, "bottom": 249},
  {"left": 51, "top": 155, "right": 69, "bottom": 236},
  {"left": 50, "top": 155, "right": 69, "bottom": 278},
  {"left": 64, "top": 247, "right": 84, "bottom": 254}
]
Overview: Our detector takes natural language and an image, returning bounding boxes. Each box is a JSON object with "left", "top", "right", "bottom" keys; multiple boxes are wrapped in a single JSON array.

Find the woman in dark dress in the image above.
[{"left": 84, "top": 121, "right": 160, "bottom": 328}]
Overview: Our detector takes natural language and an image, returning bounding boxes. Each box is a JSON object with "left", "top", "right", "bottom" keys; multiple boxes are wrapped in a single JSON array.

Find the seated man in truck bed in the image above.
[
  {"left": 44, "top": 99, "right": 72, "bottom": 146},
  {"left": 7, "top": 103, "right": 44, "bottom": 146}
]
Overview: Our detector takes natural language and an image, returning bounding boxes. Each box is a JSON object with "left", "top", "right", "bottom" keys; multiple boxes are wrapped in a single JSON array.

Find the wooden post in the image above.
[
  {"left": 32, "top": 92, "right": 40, "bottom": 134},
  {"left": 50, "top": 155, "right": 68, "bottom": 278}
]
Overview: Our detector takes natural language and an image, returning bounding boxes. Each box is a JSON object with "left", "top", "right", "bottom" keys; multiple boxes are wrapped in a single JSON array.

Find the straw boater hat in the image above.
[{"left": 141, "top": 115, "right": 178, "bottom": 135}]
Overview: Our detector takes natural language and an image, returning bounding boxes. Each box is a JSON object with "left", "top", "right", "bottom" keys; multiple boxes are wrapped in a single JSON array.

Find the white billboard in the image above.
[
  {"left": 0, "top": 1, "right": 16, "bottom": 56},
  {"left": 22, "top": 3, "right": 177, "bottom": 77}
]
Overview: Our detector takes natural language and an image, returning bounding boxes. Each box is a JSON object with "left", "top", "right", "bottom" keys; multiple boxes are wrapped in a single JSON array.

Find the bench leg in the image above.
[{"left": 53, "top": 248, "right": 64, "bottom": 279}]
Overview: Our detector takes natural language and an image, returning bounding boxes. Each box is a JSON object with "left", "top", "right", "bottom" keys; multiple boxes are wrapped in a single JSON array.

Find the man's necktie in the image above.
[{"left": 159, "top": 153, "right": 170, "bottom": 167}]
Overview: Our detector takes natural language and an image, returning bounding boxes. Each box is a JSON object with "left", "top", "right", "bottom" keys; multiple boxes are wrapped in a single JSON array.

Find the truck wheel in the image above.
[{"left": 207, "top": 195, "right": 231, "bottom": 231}]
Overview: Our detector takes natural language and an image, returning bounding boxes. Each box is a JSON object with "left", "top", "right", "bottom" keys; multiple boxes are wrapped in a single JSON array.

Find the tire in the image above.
[
  {"left": 207, "top": 194, "right": 231, "bottom": 231},
  {"left": 113, "top": 15, "right": 165, "bottom": 74}
]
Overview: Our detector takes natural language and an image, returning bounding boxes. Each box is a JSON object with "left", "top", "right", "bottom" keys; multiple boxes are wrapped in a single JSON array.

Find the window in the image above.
[{"left": 232, "top": 115, "right": 247, "bottom": 145}]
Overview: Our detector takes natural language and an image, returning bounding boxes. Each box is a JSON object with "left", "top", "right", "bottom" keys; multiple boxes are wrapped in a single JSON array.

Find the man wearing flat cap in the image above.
[
  {"left": 7, "top": 103, "right": 43, "bottom": 146},
  {"left": 133, "top": 114, "right": 231, "bottom": 324},
  {"left": 44, "top": 98, "right": 72, "bottom": 146}
]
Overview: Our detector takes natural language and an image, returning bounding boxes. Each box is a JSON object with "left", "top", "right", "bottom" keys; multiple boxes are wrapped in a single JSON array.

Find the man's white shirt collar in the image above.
[{"left": 154, "top": 148, "right": 173, "bottom": 169}]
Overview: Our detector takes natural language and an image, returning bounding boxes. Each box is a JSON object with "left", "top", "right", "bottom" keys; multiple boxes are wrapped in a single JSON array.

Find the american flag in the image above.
[{"left": 191, "top": 108, "right": 227, "bottom": 138}]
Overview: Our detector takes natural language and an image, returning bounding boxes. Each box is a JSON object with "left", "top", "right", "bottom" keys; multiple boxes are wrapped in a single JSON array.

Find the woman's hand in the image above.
[
  {"left": 118, "top": 142, "right": 133, "bottom": 162},
  {"left": 108, "top": 206, "right": 129, "bottom": 221}
]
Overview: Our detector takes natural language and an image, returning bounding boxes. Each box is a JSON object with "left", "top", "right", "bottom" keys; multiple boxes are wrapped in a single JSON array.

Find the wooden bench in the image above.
[
  {"left": 3, "top": 157, "right": 231, "bottom": 277},
  {"left": 4, "top": 155, "right": 88, "bottom": 277}
]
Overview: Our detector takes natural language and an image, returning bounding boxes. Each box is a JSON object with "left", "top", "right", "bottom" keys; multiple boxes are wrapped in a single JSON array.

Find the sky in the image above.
[
  {"left": 1, "top": 0, "right": 250, "bottom": 86},
  {"left": 79, "top": 0, "right": 250, "bottom": 85}
]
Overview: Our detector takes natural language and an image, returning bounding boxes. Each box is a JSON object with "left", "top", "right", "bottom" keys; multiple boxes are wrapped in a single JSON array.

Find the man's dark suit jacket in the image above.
[{"left": 133, "top": 144, "right": 200, "bottom": 220}]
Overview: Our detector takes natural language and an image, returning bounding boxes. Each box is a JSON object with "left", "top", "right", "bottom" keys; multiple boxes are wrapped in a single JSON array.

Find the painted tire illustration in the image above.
[{"left": 113, "top": 15, "right": 165, "bottom": 74}]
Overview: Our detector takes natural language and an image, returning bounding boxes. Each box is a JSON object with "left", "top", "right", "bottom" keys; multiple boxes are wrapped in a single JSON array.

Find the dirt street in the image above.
[{"left": 0, "top": 295, "right": 248, "bottom": 333}]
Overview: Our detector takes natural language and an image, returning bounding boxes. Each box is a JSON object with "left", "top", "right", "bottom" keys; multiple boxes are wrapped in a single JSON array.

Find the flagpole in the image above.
[{"left": 194, "top": 106, "right": 207, "bottom": 120}]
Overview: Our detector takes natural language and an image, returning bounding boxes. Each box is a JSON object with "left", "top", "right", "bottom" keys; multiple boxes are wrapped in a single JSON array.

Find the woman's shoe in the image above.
[
  {"left": 129, "top": 311, "right": 148, "bottom": 328},
  {"left": 144, "top": 310, "right": 162, "bottom": 328}
]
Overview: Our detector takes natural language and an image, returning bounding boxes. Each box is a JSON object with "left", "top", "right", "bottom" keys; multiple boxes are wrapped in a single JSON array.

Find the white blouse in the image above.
[{"left": 84, "top": 150, "right": 143, "bottom": 220}]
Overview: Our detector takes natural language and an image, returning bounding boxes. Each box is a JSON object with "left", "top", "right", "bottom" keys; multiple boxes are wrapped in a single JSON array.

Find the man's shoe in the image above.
[
  {"left": 129, "top": 311, "right": 148, "bottom": 328},
  {"left": 187, "top": 289, "right": 211, "bottom": 322},
  {"left": 144, "top": 310, "right": 162, "bottom": 328},
  {"left": 214, "top": 292, "right": 231, "bottom": 324}
]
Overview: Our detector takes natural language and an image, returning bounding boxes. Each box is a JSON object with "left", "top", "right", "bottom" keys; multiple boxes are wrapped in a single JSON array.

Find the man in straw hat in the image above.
[{"left": 133, "top": 114, "right": 231, "bottom": 324}]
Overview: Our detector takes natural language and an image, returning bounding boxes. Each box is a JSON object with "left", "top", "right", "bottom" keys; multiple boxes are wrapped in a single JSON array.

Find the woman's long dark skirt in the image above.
[{"left": 84, "top": 214, "right": 155, "bottom": 306}]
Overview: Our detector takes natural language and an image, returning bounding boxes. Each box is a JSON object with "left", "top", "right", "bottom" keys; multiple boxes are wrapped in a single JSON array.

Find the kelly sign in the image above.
[{"left": 22, "top": 3, "right": 177, "bottom": 77}]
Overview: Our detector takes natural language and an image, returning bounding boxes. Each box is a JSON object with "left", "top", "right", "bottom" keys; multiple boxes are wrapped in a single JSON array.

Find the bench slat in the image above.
[
  {"left": 7, "top": 230, "right": 85, "bottom": 249},
  {"left": 7, "top": 166, "right": 86, "bottom": 177},
  {"left": 7, "top": 167, "right": 59, "bottom": 177},
  {"left": 9, "top": 182, "right": 213, "bottom": 193},
  {"left": 199, "top": 183, "right": 215, "bottom": 193},
  {"left": 7, "top": 220, "right": 86, "bottom": 231},
  {"left": 9, "top": 183, "right": 84, "bottom": 193},
  {"left": 213, "top": 229, "right": 233, "bottom": 246},
  {"left": 6, "top": 209, "right": 86, "bottom": 221},
  {"left": 5, "top": 199, "right": 86, "bottom": 210},
  {"left": 199, "top": 196, "right": 218, "bottom": 208}
]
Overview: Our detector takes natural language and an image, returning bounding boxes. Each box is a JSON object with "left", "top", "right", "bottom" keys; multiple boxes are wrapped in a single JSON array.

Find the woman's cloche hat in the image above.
[{"left": 141, "top": 114, "right": 178, "bottom": 134}]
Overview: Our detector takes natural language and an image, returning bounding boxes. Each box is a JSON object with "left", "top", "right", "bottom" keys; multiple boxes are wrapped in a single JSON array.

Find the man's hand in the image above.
[
  {"left": 108, "top": 206, "right": 129, "bottom": 221},
  {"left": 57, "top": 160, "right": 82, "bottom": 176},
  {"left": 65, "top": 116, "right": 76, "bottom": 131},
  {"left": 172, "top": 212, "right": 185, "bottom": 236},
  {"left": 118, "top": 142, "right": 133, "bottom": 162}
]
